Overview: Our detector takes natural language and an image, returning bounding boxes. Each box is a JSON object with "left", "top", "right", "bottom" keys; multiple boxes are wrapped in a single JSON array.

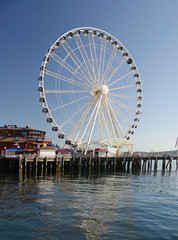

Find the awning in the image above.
[
  {"left": 6, "top": 148, "right": 25, "bottom": 152},
  {"left": 47, "top": 143, "right": 54, "bottom": 146},
  {"left": 57, "top": 149, "right": 72, "bottom": 153}
]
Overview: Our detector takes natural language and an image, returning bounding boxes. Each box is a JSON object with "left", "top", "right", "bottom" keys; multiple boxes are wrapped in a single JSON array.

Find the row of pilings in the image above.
[{"left": 0, "top": 156, "right": 178, "bottom": 175}]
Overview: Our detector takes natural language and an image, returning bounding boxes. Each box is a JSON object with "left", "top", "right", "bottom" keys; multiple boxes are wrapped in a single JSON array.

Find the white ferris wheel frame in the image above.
[{"left": 38, "top": 27, "right": 143, "bottom": 153}]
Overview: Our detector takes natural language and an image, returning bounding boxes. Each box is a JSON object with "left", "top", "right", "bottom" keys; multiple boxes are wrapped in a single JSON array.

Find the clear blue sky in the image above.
[{"left": 0, "top": 0, "right": 178, "bottom": 152}]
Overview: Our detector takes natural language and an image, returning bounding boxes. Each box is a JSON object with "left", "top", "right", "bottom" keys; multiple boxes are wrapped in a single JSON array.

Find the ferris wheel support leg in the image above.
[
  {"left": 103, "top": 97, "right": 116, "bottom": 138},
  {"left": 128, "top": 145, "right": 133, "bottom": 156},
  {"left": 79, "top": 97, "right": 99, "bottom": 146},
  {"left": 100, "top": 104, "right": 110, "bottom": 140},
  {"left": 84, "top": 96, "right": 102, "bottom": 155}
]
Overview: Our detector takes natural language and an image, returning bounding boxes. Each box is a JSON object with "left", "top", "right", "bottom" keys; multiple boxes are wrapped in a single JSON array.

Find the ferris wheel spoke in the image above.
[
  {"left": 90, "top": 34, "right": 99, "bottom": 80},
  {"left": 50, "top": 53, "right": 91, "bottom": 87},
  {"left": 78, "top": 96, "right": 101, "bottom": 145},
  {"left": 85, "top": 95, "right": 102, "bottom": 152},
  {"left": 102, "top": 47, "right": 117, "bottom": 83},
  {"left": 106, "top": 96, "right": 125, "bottom": 138},
  {"left": 50, "top": 95, "right": 89, "bottom": 112},
  {"left": 45, "top": 69, "right": 90, "bottom": 89},
  {"left": 108, "top": 98, "right": 133, "bottom": 125},
  {"left": 88, "top": 34, "right": 98, "bottom": 85},
  {"left": 103, "top": 97, "right": 116, "bottom": 138},
  {"left": 61, "top": 41, "right": 95, "bottom": 87},
  {"left": 98, "top": 110, "right": 103, "bottom": 142},
  {"left": 108, "top": 92, "right": 137, "bottom": 100},
  {"left": 74, "top": 35, "right": 96, "bottom": 85},
  {"left": 44, "top": 89, "right": 89, "bottom": 94},
  {"left": 104, "top": 58, "right": 126, "bottom": 85},
  {"left": 101, "top": 39, "right": 107, "bottom": 85},
  {"left": 108, "top": 95, "right": 135, "bottom": 114},
  {"left": 71, "top": 97, "right": 96, "bottom": 141},
  {"left": 59, "top": 101, "right": 89, "bottom": 129},
  {"left": 109, "top": 83, "right": 136, "bottom": 91},
  {"left": 99, "top": 103, "right": 110, "bottom": 140},
  {"left": 108, "top": 71, "right": 133, "bottom": 88},
  {"left": 98, "top": 38, "right": 106, "bottom": 85}
]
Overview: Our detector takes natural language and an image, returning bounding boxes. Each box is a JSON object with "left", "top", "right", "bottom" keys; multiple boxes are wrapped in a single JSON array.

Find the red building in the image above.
[{"left": 0, "top": 124, "right": 52, "bottom": 157}]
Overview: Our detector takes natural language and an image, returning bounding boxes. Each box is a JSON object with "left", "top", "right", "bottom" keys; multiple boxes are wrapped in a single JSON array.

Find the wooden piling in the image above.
[
  {"left": 154, "top": 157, "right": 158, "bottom": 171},
  {"left": 162, "top": 157, "right": 166, "bottom": 171},
  {"left": 19, "top": 157, "right": 22, "bottom": 170}
]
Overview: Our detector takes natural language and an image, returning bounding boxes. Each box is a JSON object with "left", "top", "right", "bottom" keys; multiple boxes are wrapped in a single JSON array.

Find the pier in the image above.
[{"left": 0, "top": 155, "right": 178, "bottom": 174}]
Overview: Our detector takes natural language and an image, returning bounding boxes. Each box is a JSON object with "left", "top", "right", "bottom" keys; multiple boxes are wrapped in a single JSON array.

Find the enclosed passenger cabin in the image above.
[
  {"left": 38, "top": 87, "right": 43, "bottom": 92},
  {"left": 46, "top": 118, "right": 53, "bottom": 123},
  {"left": 98, "top": 33, "right": 104, "bottom": 39},
  {"left": 59, "top": 36, "right": 66, "bottom": 43},
  {"left": 75, "top": 30, "right": 81, "bottom": 37},
  {"left": 39, "top": 97, "right": 45, "bottom": 103},
  {"left": 106, "top": 36, "right": 111, "bottom": 42},
  {"left": 91, "top": 30, "right": 97, "bottom": 36},
  {"left": 54, "top": 41, "right": 60, "bottom": 48},
  {"left": 40, "top": 66, "right": 46, "bottom": 72},
  {"left": 123, "top": 52, "right": 128, "bottom": 58},
  {"left": 137, "top": 96, "right": 142, "bottom": 100},
  {"left": 48, "top": 48, "right": 54, "bottom": 55},
  {"left": 83, "top": 29, "right": 89, "bottom": 36},
  {"left": 58, "top": 134, "right": 64, "bottom": 139},
  {"left": 127, "top": 59, "right": 132, "bottom": 64},
  {"left": 65, "top": 140, "right": 71, "bottom": 145},
  {"left": 136, "top": 81, "right": 141, "bottom": 85},
  {"left": 117, "top": 46, "right": 123, "bottom": 52},
  {"left": 137, "top": 104, "right": 142, "bottom": 108},
  {"left": 67, "top": 32, "right": 73, "bottom": 39},
  {"left": 134, "top": 73, "right": 139, "bottom": 79},
  {"left": 137, "top": 89, "right": 142, "bottom": 93},
  {"left": 131, "top": 66, "right": 136, "bottom": 71},
  {"left": 42, "top": 108, "right": 48, "bottom": 114},
  {"left": 52, "top": 126, "right": 58, "bottom": 131},
  {"left": 111, "top": 41, "right": 117, "bottom": 47},
  {"left": 43, "top": 56, "right": 49, "bottom": 63},
  {"left": 136, "top": 111, "right": 141, "bottom": 115},
  {"left": 38, "top": 76, "right": 43, "bottom": 82}
]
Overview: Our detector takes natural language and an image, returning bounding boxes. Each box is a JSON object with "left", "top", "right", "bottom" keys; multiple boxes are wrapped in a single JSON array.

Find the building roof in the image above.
[
  {"left": 0, "top": 136, "right": 27, "bottom": 143},
  {"left": 40, "top": 145, "right": 55, "bottom": 150},
  {"left": 57, "top": 149, "right": 72, "bottom": 153},
  {"left": 0, "top": 125, "right": 45, "bottom": 133}
]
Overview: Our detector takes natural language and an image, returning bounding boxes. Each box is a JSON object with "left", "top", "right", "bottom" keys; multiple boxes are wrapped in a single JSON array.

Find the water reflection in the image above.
[{"left": 0, "top": 169, "right": 178, "bottom": 240}]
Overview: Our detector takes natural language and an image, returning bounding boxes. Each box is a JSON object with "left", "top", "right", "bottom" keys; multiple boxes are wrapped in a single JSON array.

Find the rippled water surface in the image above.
[{"left": 0, "top": 169, "right": 178, "bottom": 240}]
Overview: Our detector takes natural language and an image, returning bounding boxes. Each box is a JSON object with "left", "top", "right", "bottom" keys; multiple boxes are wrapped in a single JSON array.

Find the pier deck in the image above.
[{"left": 0, "top": 155, "right": 178, "bottom": 173}]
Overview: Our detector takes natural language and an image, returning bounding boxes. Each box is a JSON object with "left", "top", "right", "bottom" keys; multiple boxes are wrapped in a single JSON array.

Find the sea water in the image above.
[{"left": 0, "top": 168, "right": 177, "bottom": 240}]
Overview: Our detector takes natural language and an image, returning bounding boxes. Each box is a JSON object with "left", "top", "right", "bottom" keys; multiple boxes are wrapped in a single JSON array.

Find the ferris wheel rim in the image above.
[{"left": 38, "top": 27, "right": 143, "bottom": 147}]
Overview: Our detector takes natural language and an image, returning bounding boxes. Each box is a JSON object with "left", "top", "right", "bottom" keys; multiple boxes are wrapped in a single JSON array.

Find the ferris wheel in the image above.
[{"left": 38, "top": 27, "right": 143, "bottom": 153}]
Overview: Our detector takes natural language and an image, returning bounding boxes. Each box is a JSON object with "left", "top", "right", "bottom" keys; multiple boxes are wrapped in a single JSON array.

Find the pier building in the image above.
[{"left": 0, "top": 124, "right": 52, "bottom": 157}]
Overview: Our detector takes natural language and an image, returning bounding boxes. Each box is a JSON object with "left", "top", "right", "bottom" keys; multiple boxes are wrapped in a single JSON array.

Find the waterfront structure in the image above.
[
  {"left": 88, "top": 149, "right": 109, "bottom": 157},
  {"left": 37, "top": 144, "right": 56, "bottom": 158},
  {"left": 57, "top": 149, "right": 72, "bottom": 158},
  {"left": 38, "top": 27, "right": 143, "bottom": 155},
  {"left": 0, "top": 124, "right": 52, "bottom": 157}
]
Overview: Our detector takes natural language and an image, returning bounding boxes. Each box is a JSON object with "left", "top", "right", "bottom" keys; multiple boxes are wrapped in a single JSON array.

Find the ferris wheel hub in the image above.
[
  {"left": 90, "top": 85, "right": 109, "bottom": 96},
  {"left": 101, "top": 85, "right": 108, "bottom": 95}
]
